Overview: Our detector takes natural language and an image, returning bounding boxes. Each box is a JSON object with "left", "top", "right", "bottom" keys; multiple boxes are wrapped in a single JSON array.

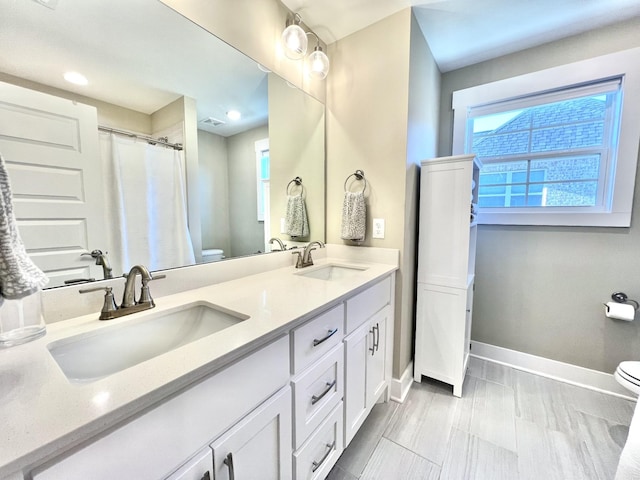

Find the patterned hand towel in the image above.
[
  {"left": 285, "top": 194, "right": 309, "bottom": 238},
  {"left": 0, "top": 154, "right": 48, "bottom": 304},
  {"left": 341, "top": 191, "right": 366, "bottom": 241}
]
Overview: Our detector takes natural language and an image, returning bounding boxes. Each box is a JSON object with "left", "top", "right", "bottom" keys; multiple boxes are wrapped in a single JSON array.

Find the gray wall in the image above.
[
  {"left": 227, "top": 125, "right": 269, "bottom": 257},
  {"left": 439, "top": 17, "right": 640, "bottom": 373},
  {"left": 198, "top": 130, "right": 231, "bottom": 255}
]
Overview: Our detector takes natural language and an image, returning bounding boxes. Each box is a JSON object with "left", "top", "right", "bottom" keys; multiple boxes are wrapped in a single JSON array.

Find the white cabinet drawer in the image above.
[
  {"left": 292, "top": 344, "right": 344, "bottom": 448},
  {"left": 293, "top": 402, "right": 344, "bottom": 480},
  {"left": 33, "top": 336, "right": 290, "bottom": 480},
  {"left": 291, "top": 304, "right": 344, "bottom": 374},
  {"left": 345, "top": 276, "right": 391, "bottom": 334}
]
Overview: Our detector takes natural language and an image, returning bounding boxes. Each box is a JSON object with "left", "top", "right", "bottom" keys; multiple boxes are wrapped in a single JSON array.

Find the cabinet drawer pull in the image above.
[
  {"left": 223, "top": 452, "right": 235, "bottom": 480},
  {"left": 311, "top": 380, "right": 337, "bottom": 405},
  {"left": 311, "top": 441, "right": 336, "bottom": 472},
  {"left": 313, "top": 328, "right": 338, "bottom": 347},
  {"left": 369, "top": 327, "right": 376, "bottom": 355},
  {"left": 201, "top": 472, "right": 211, "bottom": 480}
]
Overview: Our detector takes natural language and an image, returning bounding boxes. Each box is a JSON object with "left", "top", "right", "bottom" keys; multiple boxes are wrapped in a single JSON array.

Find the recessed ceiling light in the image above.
[
  {"left": 226, "top": 110, "right": 241, "bottom": 121},
  {"left": 63, "top": 71, "right": 88, "bottom": 86}
]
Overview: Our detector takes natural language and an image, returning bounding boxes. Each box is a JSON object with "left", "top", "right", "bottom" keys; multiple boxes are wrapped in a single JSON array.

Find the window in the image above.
[
  {"left": 255, "top": 138, "right": 269, "bottom": 222},
  {"left": 470, "top": 81, "right": 621, "bottom": 211},
  {"left": 452, "top": 48, "right": 640, "bottom": 227}
]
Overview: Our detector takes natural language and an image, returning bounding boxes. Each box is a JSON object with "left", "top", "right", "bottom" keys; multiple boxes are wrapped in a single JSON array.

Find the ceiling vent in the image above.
[{"left": 200, "top": 117, "right": 226, "bottom": 127}]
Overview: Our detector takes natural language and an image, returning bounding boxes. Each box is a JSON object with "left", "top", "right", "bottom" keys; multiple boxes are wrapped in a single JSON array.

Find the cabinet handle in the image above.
[
  {"left": 375, "top": 322, "right": 380, "bottom": 352},
  {"left": 223, "top": 452, "right": 235, "bottom": 480},
  {"left": 369, "top": 327, "right": 376, "bottom": 355},
  {"left": 313, "top": 328, "right": 338, "bottom": 347},
  {"left": 311, "top": 380, "right": 337, "bottom": 405},
  {"left": 200, "top": 472, "right": 211, "bottom": 480},
  {"left": 311, "top": 441, "right": 336, "bottom": 472}
]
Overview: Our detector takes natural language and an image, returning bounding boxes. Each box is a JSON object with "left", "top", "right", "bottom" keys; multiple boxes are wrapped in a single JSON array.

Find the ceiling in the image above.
[
  {"left": 280, "top": 0, "right": 640, "bottom": 72},
  {"left": 0, "top": 0, "right": 269, "bottom": 137}
]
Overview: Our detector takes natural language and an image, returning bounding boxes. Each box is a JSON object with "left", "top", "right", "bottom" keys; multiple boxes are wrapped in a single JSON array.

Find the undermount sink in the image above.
[
  {"left": 48, "top": 302, "right": 248, "bottom": 384},
  {"left": 297, "top": 264, "right": 368, "bottom": 281}
]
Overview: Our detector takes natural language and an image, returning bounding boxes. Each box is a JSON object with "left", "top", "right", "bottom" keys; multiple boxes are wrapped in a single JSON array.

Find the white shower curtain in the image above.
[{"left": 100, "top": 133, "right": 195, "bottom": 275}]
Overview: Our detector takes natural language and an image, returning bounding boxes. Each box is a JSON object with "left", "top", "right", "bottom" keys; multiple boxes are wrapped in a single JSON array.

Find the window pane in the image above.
[
  {"left": 541, "top": 181, "right": 598, "bottom": 206},
  {"left": 472, "top": 131, "right": 530, "bottom": 157},
  {"left": 480, "top": 161, "right": 528, "bottom": 179},
  {"left": 531, "top": 122, "right": 604, "bottom": 152},
  {"left": 478, "top": 195, "right": 508, "bottom": 207},
  {"left": 530, "top": 156, "right": 600, "bottom": 182}
]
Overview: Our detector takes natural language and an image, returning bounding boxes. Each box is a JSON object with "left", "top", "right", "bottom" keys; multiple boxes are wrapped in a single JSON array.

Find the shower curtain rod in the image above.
[{"left": 98, "top": 125, "right": 183, "bottom": 150}]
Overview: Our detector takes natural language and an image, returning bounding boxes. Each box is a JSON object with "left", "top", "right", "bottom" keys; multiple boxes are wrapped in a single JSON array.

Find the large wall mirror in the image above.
[{"left": 0, "top": 0, "right": 325, "bottom": 288}]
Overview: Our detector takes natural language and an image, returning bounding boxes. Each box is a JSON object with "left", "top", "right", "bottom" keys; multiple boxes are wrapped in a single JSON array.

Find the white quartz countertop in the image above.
[{"left": 0, "top": 254, "right": 397, "bottom": 477}]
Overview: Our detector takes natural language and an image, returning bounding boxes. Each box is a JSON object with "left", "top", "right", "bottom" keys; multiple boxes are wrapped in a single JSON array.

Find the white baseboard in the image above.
[
  {"left": 390, "top": 361, "right": 413, "bottom": 403},
  {"left": 471, "top": 341, "right": 636, "bottom": 400}
]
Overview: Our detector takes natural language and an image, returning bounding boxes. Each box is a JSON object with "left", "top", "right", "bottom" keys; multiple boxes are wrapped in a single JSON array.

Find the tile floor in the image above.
[{"left": 327, "top": 357, "right": 636, "bottom": 480}]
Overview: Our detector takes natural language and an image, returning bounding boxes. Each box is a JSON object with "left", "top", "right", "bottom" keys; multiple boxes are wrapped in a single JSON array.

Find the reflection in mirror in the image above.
[{"left": 0, "top": 0, "right": 325, "bottom": 288}]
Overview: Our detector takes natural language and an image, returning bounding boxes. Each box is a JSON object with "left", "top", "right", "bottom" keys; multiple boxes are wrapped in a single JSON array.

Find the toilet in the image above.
[
  {"left": 615, "top": 361, "right": 640, "bottom": 395},
  {"left": 202, "top": 248, "right": 225, "bottom": 263}
]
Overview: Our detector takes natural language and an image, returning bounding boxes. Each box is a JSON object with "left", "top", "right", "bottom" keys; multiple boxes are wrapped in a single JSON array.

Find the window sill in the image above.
[{"left": 477, "top": 211, "right": 631, "bottom": 227}]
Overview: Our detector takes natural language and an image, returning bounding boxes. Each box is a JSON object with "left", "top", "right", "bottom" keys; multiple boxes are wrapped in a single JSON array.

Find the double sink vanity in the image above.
[{"left": 0, "top": 245, "right": 398, "bottom": 480}]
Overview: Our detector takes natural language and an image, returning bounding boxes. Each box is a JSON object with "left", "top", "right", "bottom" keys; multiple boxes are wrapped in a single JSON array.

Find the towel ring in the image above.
[
  {"left": 344, "top": 170, "right": 367, "bottom": 193},
  {"left": 287, "top": 176, "right": 303, "bottom": 195}
]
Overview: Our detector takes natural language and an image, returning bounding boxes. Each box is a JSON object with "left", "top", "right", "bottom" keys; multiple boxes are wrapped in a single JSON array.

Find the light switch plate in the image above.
[
  {"left": 280, "top": 218, "right": 286, "bottom": 234},
  {"left": 372, "top": 218, "right": 385, "bottom": 239}
]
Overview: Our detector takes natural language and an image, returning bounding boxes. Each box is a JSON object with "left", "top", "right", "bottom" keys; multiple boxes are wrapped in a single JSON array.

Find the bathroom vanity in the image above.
[{"left": 0, "top": 246, "right": 398, "bottom": 480}]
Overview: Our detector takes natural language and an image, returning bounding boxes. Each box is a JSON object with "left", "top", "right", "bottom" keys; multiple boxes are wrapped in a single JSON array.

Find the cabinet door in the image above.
[
  {"left": 343, "top": 320, "right": 370, "bottom": 446},
  {"left": 165, "top": 448, "right": 213, "bottom": 480},
  {"left": 211, "top": 387, "right": 292, "bottom": 480},
  {"left": 366, "top": 305, "right": 390, "bottom": 407}
]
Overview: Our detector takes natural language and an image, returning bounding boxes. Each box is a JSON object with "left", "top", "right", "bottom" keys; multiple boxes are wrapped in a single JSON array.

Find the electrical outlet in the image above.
[
  {"left": 280, "top": 218, "right": 286, "bottom": 234},
  {"left": 372, "top": 218, "right": 385, "bottom": 239}
]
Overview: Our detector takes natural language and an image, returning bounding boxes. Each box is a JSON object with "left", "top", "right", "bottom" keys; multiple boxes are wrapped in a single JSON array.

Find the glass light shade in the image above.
[
  {"left": 308, "top": 47, "right": 330, "bottom": 79},
  {"left": 282, "top": 24, "right": 308, "bottom": 60}
]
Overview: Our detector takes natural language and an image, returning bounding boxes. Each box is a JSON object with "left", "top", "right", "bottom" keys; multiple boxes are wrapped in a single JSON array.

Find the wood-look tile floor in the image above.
[{"left": 327, "top": 357, "right": 636, "bottom": 480}]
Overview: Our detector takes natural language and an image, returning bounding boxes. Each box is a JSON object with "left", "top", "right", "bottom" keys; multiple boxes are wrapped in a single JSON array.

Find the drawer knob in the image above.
[
  {"left": 313, "top": 328, "right": 338, "bottom": 347},
  {"left": 311, "top": 380, "right": 337, "bottom": 405},
  {"left": 311, "top": 441, "right": 336, "bottom": 472}
]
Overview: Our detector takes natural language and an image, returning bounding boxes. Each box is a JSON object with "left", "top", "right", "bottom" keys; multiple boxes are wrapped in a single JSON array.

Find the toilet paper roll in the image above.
[{"left": 605, "top": 302, "right": 636, "bottom": 321}]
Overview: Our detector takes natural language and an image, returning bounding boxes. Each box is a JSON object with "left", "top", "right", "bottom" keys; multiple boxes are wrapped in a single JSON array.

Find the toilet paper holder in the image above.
[{"left": 609, "top": 292, "right": 640, "bottom": 311}]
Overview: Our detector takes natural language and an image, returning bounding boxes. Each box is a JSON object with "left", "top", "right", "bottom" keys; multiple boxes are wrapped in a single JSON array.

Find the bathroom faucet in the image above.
[
  {"left": 82, "top": 249, "right": 113, "bottom": 279},
  {"left": 122, "top": 264, "right": 156, "bottom": 308},
  {"left": 79, "top": 264, "right": 165, "bottom": 320},
  {"left": 269, "top": 237, "right": 286, "bottom": 251},
  {"left": 293, "top": 241, "right": 325, "bottom": 268}
]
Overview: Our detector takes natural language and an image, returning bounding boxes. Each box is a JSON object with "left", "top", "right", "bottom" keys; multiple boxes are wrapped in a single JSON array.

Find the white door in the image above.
[
  {"left": 343, "top": 320, "right": 370, "bottom": 446},
  {"left": 0, "top": 81, "right": 107, "bottom": 287},
  {"left": 366, "top": 306, "right": 389, "bottom": 407},
  {"left": 210, "top": 387, "right": 292, "bottom": 480}
]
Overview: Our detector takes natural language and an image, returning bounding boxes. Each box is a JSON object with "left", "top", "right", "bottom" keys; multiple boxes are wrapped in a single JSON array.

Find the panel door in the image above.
[
  {"left": 211, "top": 386, "right": 292, "bottom": 480},
  {"left": 0, "top": 81, "right": 106, "bottom": 287},
  {"left": 366, "top": 306, "right": 389, "bottom": 407},
  {"left": 343, "top": 320, "right": 370, "bottom": 447}
]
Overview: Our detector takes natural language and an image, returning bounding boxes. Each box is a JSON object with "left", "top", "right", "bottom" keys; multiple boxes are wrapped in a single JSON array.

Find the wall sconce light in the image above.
[
  {"left": 282, "top": 13, "right": 330, "bottom": 79},
  {"left": 282, "top": 13, "right": 308, "bottom": 60}
]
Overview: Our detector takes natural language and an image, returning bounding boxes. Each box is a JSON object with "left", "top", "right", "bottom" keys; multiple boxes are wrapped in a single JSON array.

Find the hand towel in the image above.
[
  {"left": 285, "top": 194, "right": 309, "bottom": 238},
  {"left": 0, "top": 154, "right": 48, "bottom": 304},
  {"left": 341, "top": 191, "right": 366, "bottom": 241}
]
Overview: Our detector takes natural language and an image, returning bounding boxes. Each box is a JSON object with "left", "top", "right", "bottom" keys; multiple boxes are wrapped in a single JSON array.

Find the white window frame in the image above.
[{"left": 452, "top": 47, "right": 640, "bottom": 227}]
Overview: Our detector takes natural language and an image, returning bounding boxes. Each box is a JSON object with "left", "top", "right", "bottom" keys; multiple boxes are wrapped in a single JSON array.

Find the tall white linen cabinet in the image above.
[{"left": 414, "top": 154, "right": 481, "bottom": 397}]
